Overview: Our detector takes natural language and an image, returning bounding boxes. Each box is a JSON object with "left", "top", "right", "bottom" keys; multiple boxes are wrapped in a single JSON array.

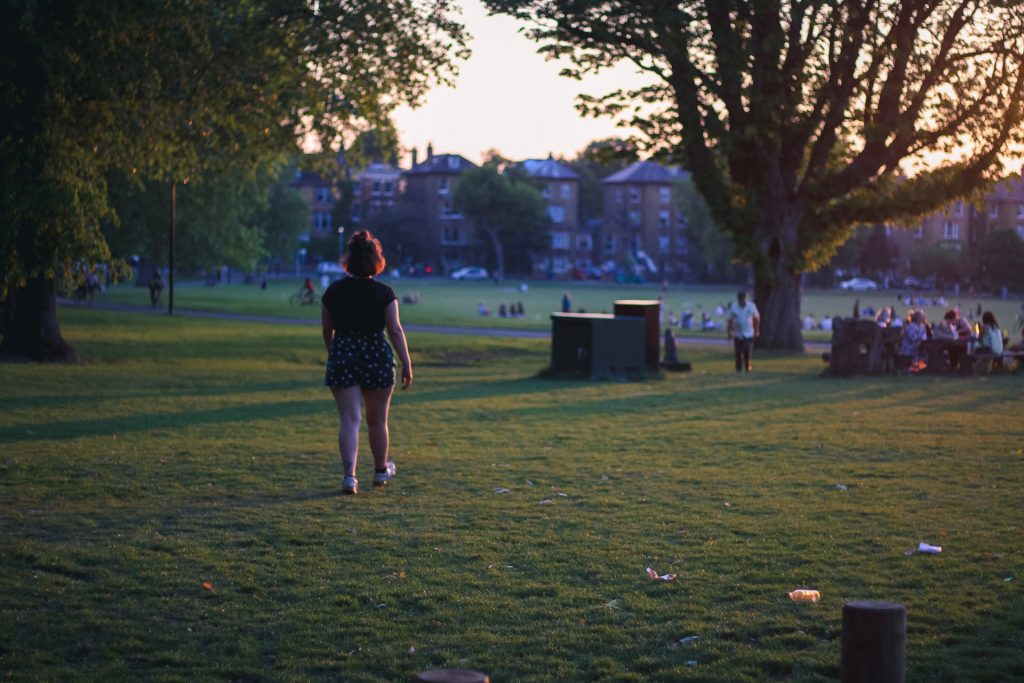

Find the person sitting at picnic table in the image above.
[
  {"left": 976, "top": 311, "right": 1004, "bottom": 357},
  {"left": 900, "top": 310, "right": 928, "bottom": 363},
  {"left": 875, "top": 307, "right": 890, "bottom": 327},
  {"left": 932, "top": 310, "right": 957, "bottom": 340}
]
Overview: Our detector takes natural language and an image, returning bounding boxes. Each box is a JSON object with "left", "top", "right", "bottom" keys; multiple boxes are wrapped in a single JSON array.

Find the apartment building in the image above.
[
  {"left": 350, "top": 162, "right": 403, "bottom": 227},
  {"left": 403, "top": 147, "right": 479, "bottom": 271},
  {"left": 520, "top": 156, "right": 581, "bottom": 275},
  {"left": 598, "top": 161, "right": 690, "bottom": 278}
]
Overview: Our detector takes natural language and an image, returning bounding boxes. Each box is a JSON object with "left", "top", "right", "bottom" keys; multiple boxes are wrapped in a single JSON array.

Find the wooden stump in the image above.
[
  {"left": 414, "top": 669, "right": 490, "bottom": 683},
  {"left": 841, "top": 600, "right": 906, "bottom": 683},
  {"left": 829, "top": 319, "right": 901, "bottom": 376}
]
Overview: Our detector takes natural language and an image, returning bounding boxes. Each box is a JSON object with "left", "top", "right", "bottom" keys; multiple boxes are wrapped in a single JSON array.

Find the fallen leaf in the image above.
[{"left": 201, "top": 581, "right": 214, "bottom": 591}]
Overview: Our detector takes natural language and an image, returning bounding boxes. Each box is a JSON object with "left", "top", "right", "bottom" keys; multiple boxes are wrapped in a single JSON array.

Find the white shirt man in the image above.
[{"left": 727, "top": 292, "right": 760, "bottom": 372}]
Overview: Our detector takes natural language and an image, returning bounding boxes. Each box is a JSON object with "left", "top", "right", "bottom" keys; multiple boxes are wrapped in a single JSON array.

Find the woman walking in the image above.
[{"left": 321, "top": 231, "right": 412, "bottom": 494}]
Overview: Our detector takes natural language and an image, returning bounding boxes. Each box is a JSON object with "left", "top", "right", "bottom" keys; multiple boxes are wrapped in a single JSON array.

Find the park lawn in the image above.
[
  {"left": 1, "top": 309, "right": 1023, "bottom": 682},
  {"left": 95, "top": 277, "right": 1024, "bottom": 344}
]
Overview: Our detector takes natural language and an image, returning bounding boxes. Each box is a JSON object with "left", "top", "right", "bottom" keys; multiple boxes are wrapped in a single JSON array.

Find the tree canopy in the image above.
[
  {"left": 0, "top": 0, "right": 467, "bottom": 358},
  {"left": 453, "top": 165, "right": 550, "bottom": 281},
  {"left": 488, "top": 0, "right": 1024, "bottom": 348}
]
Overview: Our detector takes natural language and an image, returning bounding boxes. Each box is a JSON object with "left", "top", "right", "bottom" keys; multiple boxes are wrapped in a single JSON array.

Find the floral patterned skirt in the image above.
[{"left": 324, "top": 331, "right": 395, "bottom": 390}]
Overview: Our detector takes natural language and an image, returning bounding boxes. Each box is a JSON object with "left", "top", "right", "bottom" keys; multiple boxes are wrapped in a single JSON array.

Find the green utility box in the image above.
[{"left": 550, "top": 313, "right": 645, "bottom": 379}]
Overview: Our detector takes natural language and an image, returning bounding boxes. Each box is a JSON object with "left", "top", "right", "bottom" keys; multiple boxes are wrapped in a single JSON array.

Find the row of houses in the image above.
[
  {"left": 294, "top": 145, "right": 693, "bottom": 278},
  {"left": 293, "top": 146, "right": 1024, "bottom": 278}
]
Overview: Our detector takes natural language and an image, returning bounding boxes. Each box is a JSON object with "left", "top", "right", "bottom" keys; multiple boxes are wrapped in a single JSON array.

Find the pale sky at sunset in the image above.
[{"left": 391, "top": 0, "right": 653, "bottom": 167}]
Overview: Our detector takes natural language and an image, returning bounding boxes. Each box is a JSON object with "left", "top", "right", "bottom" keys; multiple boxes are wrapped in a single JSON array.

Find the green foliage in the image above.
[
  {"left": 673, "top": 178, "right": 737, "bottom": 281},
  {"left": 0, "top": 0, "right": 467, "bottom": 297},
  {"left": 909, "top": 244, "right": 969, "bottom": 290},
  {"left": 2, "top": 310, "right": 1024, "bottom": 680},
  {"left": 973, "top": 229, "right": 1024, "bottom": 291},
  {"left": 453, "top": 166, "right": 550, "bottom": 279}
]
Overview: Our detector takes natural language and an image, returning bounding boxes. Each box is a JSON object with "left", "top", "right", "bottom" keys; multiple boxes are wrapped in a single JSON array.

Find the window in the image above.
[
  {"left": 383, "top": 181, "right": 393, "bottom": 194},
  {"left": 316, "top": 187, "right": 331, "bottom": 203},
  {"left": 629, "top": 186, "right": 640, "bottom": 202},
  {"left": 1018, "top": 204, "right": 1024, "bottom": 218},
  {"left": 658, "top": 210, "right": 670, "bottom": 228},
  {"left": 603, "top": 234, "right": 616, "bottom": 254},
  {"left": 542, "top": 184, "right": 552, "bottom": 199},
  {"left": 943, "top": 221, "right": 958, "bottom": 239},
  {"left": 630, "top": 235, "right": 642, "bottom": 253},
  {"left": 438, "top": 178, "right": 449, "bottom": 195},
  {"left": 913, "top": 225, "right": 923, "bottom": 239},
  {"left": 676, "top": 235, "right": 689, "bottom": 255},
  {"left": 440, "top": 199, "right": 452, "bottom": 218},
  {"left": 629, "top": 210, "right": 641, "bottom": 226},
  {"left": 659, "top": 187, "right": 671, "bottom": 204},
  {"left": 658, "top": 235, "right": 670, "bottom": 254},
  {"left": 989, "top": 204, "right": 998, "bottom": 218},
  {"left": 561, "top": 183, "right": 571, "bottom": 199},
  {"left": 954, "top": 201, "right": 963, "bottom": 217},
  {"left": 552, "top": 232, "right": 570, "bottom": 249},
  {"left": 371, "top": 181, "right": 381, "bottom": 194},
  {"left": 442, "top": 226, "right": 463, "bottom": 244},
  {"left": 1017, "top": 225, "right": 1024, "bottom": 240},
  {"left": 447, "top": 156, "right": 460, "bottom": 170},
  {"left": 552, "top": 257, "right": 569, "bottom": 274},
  {"left": 677, "top": 212, "right": 688, "bottom": 228},
  {"left": 314, "top": 211, "right": 331, "bottom": 232},
  {"left": 548, "top": 206, "right": 566, "bottom": 224},
  {"left": 576, "top": 234, "right": 592, "bottom": 251}
]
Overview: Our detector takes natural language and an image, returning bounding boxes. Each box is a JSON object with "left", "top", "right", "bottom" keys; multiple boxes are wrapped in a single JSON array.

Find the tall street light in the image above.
[
  {"left": 337, "top": 226, "right": 345, "bottom": 262},
  {"left": 168, "top": 178, "right": 189, "bottom": 316}
]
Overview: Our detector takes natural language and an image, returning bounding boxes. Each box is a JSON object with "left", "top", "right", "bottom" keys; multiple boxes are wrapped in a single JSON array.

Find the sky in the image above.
[{"left": 390, "top": 0, "right": 652, "bottom": 167}]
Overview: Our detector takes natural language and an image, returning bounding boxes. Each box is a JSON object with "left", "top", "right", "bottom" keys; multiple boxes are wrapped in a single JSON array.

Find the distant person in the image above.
[
  {"left": 853, "top": 298, "right": 860, "bottom": 319},
  {"left": 147, "top": 270, "right": 163, "bottom": 308},
  {"left": 299, "top": 276, "right": 316, "bottom": 304},
  {"left": 561, "top": 292, "right": 572, "bottom": 313},
  {"left": 803, "top": 314, "right": 817, "bottom": 331},
  {"left": 932, "top": 310, "right": 957, "bottom": 340},
  {"left": 498, "top": 303, "right": 507, "bottom": 318},
  {"left": 727, "top": 290, "right": 760, "bottom": 373},
  {"left": 321, "top": 231, "right": 412, "bottom": 495},
  {"left": 976, "top": 311, "right": 1004, "bottom": 356},
  {"left": 477, "top": 301, "right": 489, "bottom": 317},
  {"left": 260, "top": 277, "right": 268, "bottom": 290},
  {"left": 821, "top": 316, "right": 833, "bottom": 333},
  {"left": 515, "top": 301, "right": 525, "bottom": 318},
  {"left": 900, "top": 310, "right": 928, "bottom": 363}
]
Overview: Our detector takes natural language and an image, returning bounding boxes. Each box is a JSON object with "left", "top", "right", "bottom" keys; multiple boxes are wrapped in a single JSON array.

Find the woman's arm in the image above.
[
  {"left": 385, "top": 300, "right": 413, "bottom": 388},
  {"left": 321, "top": 305, "right": 334, "bottom": 353}
]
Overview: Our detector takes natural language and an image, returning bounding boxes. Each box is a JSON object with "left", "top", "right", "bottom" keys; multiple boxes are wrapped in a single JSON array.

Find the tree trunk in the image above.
[
  {"left": 485, "top": 227, "right": 505, "bottom": 283},
  {"left": 0, "top": 277, "right": 77, "bottom": 361},
  {"left": 755, "top": 268, "right": 805, "bottom": 351}
]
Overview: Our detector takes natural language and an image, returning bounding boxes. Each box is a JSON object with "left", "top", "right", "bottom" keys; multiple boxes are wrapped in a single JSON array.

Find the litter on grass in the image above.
[
  {"left": 905, "top": 542, "right": 943, "bottom": 555},
  {"left": 493, "top": 487, "right": 512, "bottom": 494},
  {"left": 539, "top": 498, "right": 555, "bottom": 505},
  {"left": 787, "top": 589, "right": 820, "bottom": 602},
  {"left": 606, "top": 599, "right": 622, "bottom": 609},
  {"left": 646, "top": 567, "right": 677, "bottom": 582},
  {"left": 834, "top": 484, "right": 849, "bottom": 490},
  {"left": 670, "top": 636, "right": 700, "bottom": 648},
  {"left": 201, "top": 581, "right": 214, "bottom": 591}
]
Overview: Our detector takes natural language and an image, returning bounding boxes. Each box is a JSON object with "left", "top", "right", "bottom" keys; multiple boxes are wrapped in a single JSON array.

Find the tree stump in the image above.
[
  {"left": 829, "top": 318, "right": 900, "bottom": 376},
  {"left": 841, "top": 600, "right": 906, "bottom": 683},
  {"left": 414, "top": 669, "right": 490, "bottom": 683}
]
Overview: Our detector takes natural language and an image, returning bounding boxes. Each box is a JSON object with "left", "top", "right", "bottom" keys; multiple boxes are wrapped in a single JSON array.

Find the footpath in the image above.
[{"left": 63, "top": 300, "right": 830, "bottom": 351}]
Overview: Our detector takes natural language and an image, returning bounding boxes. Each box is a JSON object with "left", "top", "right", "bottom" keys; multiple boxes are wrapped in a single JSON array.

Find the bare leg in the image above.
[
  {"left": 331, "top": 385, "right": 362, "bottom": 476},
  {"left": 362, "top": 385, "right": 395, "bottom": 470}
]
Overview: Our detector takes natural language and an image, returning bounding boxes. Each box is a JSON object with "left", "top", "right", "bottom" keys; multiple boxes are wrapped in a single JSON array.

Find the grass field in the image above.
[
  {"left": 94, "top": 277, "right": 1024, "bottom": 343},
  {"left": 2, "top": 309, "right": 1023, "bottom": 681}
]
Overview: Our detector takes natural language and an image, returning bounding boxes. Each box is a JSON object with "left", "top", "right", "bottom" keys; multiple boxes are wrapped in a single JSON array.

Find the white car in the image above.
[
  {"left": 839, "top": 277, "right": 880, "bottom": 291},
  {"left": 450, "top": 266, "right": 489, "bottom": 281},
  {"left": 316, "top": 261, "right": 344, "bottom": 276}
]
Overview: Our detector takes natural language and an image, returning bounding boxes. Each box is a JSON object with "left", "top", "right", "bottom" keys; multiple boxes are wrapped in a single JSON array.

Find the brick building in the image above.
[
  {"left": 520, "top": 156, "right": 581, "bottom": 276},
  {"left": 350, "top": 162, "right": 403, "bottom": 228},
  {"left": 403, "top": 146, "right": 479, "bottom": 272},
  {"left": 597, "top": 161, "right": 690, "bottom": 279}
]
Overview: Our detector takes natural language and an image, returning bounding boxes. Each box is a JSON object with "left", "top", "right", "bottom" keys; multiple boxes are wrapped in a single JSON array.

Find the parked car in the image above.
[
  {"left": 450, "top": 266, "right": 489, "bottom": 281},
  {"left": 902, "top": 276, "right": 928, "bottom": 290},
  {"left": 838, "top": 277, "right": 880, "bottom": 291}
]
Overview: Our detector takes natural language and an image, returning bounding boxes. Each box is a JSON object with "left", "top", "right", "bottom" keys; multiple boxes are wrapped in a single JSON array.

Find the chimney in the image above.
[
  {"left": 411, "top": 147, "right": 419, "bottom": 168},
  {"left": 427, "top": 142, "right": 434, "bottom": 160}
]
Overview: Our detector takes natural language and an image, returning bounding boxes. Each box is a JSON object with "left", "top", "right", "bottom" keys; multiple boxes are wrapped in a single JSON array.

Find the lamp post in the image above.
[{"left": 337, "top": 226, "right": 345, "bottom": 262}]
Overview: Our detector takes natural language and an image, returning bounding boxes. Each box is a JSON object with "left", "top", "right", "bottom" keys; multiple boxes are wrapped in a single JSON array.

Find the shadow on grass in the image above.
[{"left": 0, "top": 398, "right": 326, "bottom": 444}]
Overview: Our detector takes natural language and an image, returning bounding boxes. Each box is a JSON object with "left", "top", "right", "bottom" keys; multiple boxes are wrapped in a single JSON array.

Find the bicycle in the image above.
[{"left": 289, "top": 291, "right": 317, "bottom": 306}]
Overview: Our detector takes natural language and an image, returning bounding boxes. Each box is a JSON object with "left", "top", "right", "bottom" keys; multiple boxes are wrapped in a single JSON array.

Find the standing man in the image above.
[{"left": 727, "top": 290, "right": 760, "bottom": 373}]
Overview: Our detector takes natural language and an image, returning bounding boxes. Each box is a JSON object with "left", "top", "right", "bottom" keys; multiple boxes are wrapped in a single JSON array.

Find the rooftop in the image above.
[
  {"left": 603, "top": 161, "right": 686, "bottom": 185},
  {"left": 405, "top": 154, "right": 477, "bottom": 176},
  {"left": 521, "top": 157, "right": 579, "bottom": 180}
]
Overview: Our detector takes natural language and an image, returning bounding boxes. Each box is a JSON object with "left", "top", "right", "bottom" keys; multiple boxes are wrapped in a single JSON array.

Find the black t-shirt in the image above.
[{"left": 321, "top": 277, "right": 396, "bottom": 333}]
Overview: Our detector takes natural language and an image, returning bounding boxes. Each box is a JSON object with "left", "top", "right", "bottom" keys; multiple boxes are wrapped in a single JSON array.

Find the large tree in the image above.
[
  {"left": 453, "top": 165, "right": 550, "bottom": 282},
  {"left": 0, "top": 0, "right": 466, "bottom": 359},
  {"left": 489, "top": 0, "right": 1024, "bottom": 349}
]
